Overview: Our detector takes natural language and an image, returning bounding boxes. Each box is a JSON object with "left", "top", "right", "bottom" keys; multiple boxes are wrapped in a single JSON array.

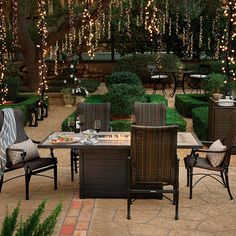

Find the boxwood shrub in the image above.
[
  {"left": 104, "top": 84, "right": 147, "bottom": 116},
  {"left": 145, "top": 94, "right": 168, "bottom": 106},
  {"left": 175, "top": 94, "right": 209, "bottom": 117},
  {"left": 192, "top": 106, "right": 208, "bottom": 141},
  {"left": 106, "top": 71, "right": 142, "bottom": 88},
  {"left": 117, "top": 53, "right": 181, "bottom": 84}
]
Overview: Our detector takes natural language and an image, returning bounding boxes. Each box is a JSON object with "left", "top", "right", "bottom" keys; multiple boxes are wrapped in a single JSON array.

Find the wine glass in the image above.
[
  {"left": 79, "top": 115, "right": 85, "bottom": 130},
  {"left": 68, "top": 117, "right": 75, "bottom": 132},
  {"left": 94, "top": 120, "right": 101, "bottom": 133}
]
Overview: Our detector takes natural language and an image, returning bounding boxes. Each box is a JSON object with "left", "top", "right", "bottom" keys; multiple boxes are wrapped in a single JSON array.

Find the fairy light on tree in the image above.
[
  {"left": 144, "top": 0, "right": 161, "bottom": 42},
  {"left": 12, "top": 0, "right": 18, "bottom": 48},
  {"left": 0, "top": 0, "right": 8, "bottom": 104},
  {"left": 220, "top": 0, "right": 236, "bottom": 95},
  {"left": 37, "top": 0, "right": 49, "bottom": 100},
  {"left": 68, "top": 0, "right": 75, "bottom": 54}
]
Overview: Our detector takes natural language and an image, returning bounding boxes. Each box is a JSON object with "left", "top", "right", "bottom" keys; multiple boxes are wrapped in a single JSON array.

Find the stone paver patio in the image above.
[{"left": 0, "top": 85, "right": 236, "bottom": 236}]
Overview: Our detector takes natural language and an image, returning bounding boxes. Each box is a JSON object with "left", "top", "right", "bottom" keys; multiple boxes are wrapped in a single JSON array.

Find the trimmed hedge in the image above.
[
  {"left": 106, "top": 71, "right": 142, "bottom": 88},
  {"left": 145, "top": 94, "right": 168, "bottom": 106},
  {"left": 166, "top": 107, "right": 186, "bottom": 131},
  {"left": 110, "top": 120, "right": 132, "bottom": 131},
  {"left": 192, "top": 106, "right": 208, "bottom": 141},
  {"left": 0, "top": 94, "right": 40, "bottom": 123},
  {"left": 80, "top": 79, "right": 101, "bottom": 93},
  {"left": 175, "top": 94, "right": 209, "bottom": 118},
  {"left": 61, "top": 111, "right": 77, "bottom": 131}
]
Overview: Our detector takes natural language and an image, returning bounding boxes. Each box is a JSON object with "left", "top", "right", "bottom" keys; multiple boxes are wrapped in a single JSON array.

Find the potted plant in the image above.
[
  {"left": 61, "top": 87, "right": 75, "bottom": 107},
  {"left": 72, "top": 86, "right": 89, "bottom": 104},
  {"left": 202, "top": 73, "right": 227, "bottom": 100}
]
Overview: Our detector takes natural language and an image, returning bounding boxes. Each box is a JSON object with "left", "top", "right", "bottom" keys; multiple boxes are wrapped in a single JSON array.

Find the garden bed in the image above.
[
  {"left": 0, "top": 94, "right": 41, "bottom": 124},
  {"left": 175, "top": 94, "right": 209, "bottom": 117}
]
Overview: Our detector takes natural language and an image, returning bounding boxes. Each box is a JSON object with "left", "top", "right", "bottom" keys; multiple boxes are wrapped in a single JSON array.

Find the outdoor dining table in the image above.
[
  {"left": 38, "top": 131, "right": 202, "bottom": 198},
  {"left": 160, "top": 69, "right": 194, "bottom": 96}
]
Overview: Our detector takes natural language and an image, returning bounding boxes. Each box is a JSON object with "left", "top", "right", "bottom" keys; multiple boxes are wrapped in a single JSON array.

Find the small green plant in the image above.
[
  {"left": 202, "top": 73, "right": 228, "bottom": 96},
  {"left": 106, "top": 71, "right": 142, "bottom": 88},
  {"left": 0, "top": 200, "right": 62, "bottom": 236}
]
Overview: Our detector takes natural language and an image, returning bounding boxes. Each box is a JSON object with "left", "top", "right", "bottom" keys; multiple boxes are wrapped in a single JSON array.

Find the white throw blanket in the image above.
[{"left": 0, "top": 109, "right": 17, "bottom": 178}]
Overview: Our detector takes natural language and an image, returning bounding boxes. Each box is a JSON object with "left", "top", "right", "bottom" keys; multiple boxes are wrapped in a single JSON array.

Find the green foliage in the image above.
[
  {"left": 0, "top": 200, "right": 62, "bottom": 236},
  {"left": 145, "top": 94, "right": 168, "bottom": 106},
  {"left": 0, "top": 94, "right": 40, "bottom": 124},
  {"left": 202, "top": 73, "right": 228, "bottom": 95},
  {"left": 117, "top": 53, "right": 181, "bottom": 83},
  {"left": 166, "top": 107, "right": 186, "bottom": 132},
  {"left": 105, "top": 84, "right": 147, "bottom": 115},
  {"left": 175, "top": 94, "right": 209, "bottom": 117},
  {"left": 192, "top": 107, "right": 208, "bottom": 140},
  {"left": 84, "top": 95, "right": 106, "bottom": 103},
  {"left": 80, "top": 79, "right": 101, "bottom": 93},
  {"left": 0, "top": 203, "right": 20, "bottom": 236},
  {"left": 110, "top": 120, "right": 132, "bottom": 131},
  {"left": 5, "top": 77, "right": 21, "bottom": 101},
  {"left": 106, "top": 71, "right": 142, "bottom": 88}
]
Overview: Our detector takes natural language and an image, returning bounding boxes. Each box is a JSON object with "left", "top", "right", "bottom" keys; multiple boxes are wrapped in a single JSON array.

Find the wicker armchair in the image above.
[
  {"left": 184, "top": 111, "right": 236, "bottom": 199},
  {"left": 134, "top": 102, "right": 166, "bottom": 126},
  {"left": 127, "top": 125, "right": 179, "bottom": 220},
  {"left": 70, "top": 103, "right": 111, "bottom": 181},
  {"left": 0, "top": 109, "right": 57, "bottom": 200}
]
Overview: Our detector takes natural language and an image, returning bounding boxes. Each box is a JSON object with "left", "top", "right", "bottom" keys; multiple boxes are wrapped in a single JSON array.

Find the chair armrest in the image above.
[
  {"left": 32, "top": 140, "right": 40, "bottom": 144},
  {"left": 6, "top": 147, "right": 26, "bottom": 161},
  {"left": 192, "top": 148, "right": 226, "bottom": 154}
]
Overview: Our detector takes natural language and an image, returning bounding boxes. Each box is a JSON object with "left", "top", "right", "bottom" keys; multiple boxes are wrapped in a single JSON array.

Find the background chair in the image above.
[
  {"left": 147, "top": 65, "right": 168, "bottom": 96},
  {"left": 184, "top": 111, "right": 236, "bottom": 200},
  {"left": 70, "top": 103, "right": 111, "bottom": 181},
  {"left": 0, "top": 108, "right": 57, "bottom": 200},
  {"left": 127, "top": 125, "right": 179, "bottom": 220},
  {"left": 189, "top": 64, "right": 212, "bottom": 93},
  {"left": 134, "top": 102, "right": 166, "bottom": 126}
]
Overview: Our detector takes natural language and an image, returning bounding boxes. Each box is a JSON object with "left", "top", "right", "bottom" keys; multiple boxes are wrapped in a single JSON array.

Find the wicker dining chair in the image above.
[
  {"left": 0, "top": 108, "right": 57, "bottom": 200},
  {"left": 70, "top": 103, "right": 111, "bottom": 181},
  {"left": 134, "top": 102, "right": 166, "bottom": 126},
  {"left": 127, "top": 125, "right": 179, "bottom": 220},
  {"left": 184, "top": 110, "right": 236, "bottom": 200}
]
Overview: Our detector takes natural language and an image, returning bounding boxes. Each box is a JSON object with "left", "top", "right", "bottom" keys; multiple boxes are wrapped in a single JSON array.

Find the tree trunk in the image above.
[{"left": 17, "top": 0, "right": 39, "bottom": 91}]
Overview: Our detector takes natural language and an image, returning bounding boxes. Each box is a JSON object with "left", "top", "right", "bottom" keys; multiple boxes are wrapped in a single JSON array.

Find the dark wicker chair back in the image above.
[
  {"left": 127, "top": 125, "right": 179, "bottom": 220},
  {"left": 134, "top": 102, "right": 166, "bottom": 126},
  {"left": 0, "top": 108, "right": 57, "bottom": 200},
  {"left": 77, "top": 103, "right": 111, "bottom": 131}
]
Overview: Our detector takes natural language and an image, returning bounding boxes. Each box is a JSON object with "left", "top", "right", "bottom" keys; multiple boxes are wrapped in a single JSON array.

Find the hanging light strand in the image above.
[
  {"left": 0, "top": 0, "right": 7, "bottom": 104},
  {"left": 37, "top": 0, "right": 48, "bottom": 98},
  {"left": 12, "top": 0, "right": 18, "bottom": 47}
]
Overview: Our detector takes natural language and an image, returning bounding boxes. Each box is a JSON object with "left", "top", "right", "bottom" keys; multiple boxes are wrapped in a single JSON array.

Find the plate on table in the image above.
[{"left": 49, "top": 135, "right": 80, "bottom": 144}]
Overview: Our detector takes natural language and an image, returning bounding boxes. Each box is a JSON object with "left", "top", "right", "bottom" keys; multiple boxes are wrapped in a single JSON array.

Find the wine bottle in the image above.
[{"left": 75, "top": 116, "right": 80, "bottom": 133}]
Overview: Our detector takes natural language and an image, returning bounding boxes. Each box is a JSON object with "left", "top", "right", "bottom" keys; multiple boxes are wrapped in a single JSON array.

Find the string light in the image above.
[
  {"left": 37, "top": 0, "right": 49, "bottom": 99},
  {"left": 144, "top": 0, "right": 161, "bottom": 42},
  {"left": 0, "top": 0, "right": 8, "bottom": 104},
  {"left": 220, "top": 0, "right": 236, "bottom": 95},
  {"left": 12, "top": 0, "right": 18, "bottom": 48}
]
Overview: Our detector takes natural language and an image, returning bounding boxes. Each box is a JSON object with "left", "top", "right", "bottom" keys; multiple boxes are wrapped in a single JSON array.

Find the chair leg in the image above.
[
  {"left": 74, "top": 156, "right": 78, "bottom": 173},
  {"left": 220, "top": 171, "right": 226, "bottom": 185},
  {"left": 127, "top": 190, "right": 131, "bottom": 220},
  {"left": 25, "top": 172, "right": 31, "bottom": 200},
  {"left": 189, "top": 168, "right": 193, "bottom": 199},
  {"left": 70, "top": 153, "right": 74, "bottom": 182},
  {"left": 175, "top": 187, "right": 179, "bottom": 220},
  {"left": 224, "top": 170, "right": 233, "bottom": 200},
  {"left": 54, "top": 164, "right": 57, "bottom": 190},
  {"left": 0, "top": 175, "right": 3, "bottom": 192},
  {"left": 186, "top": 168, "right": 190, "bottom": 187}
]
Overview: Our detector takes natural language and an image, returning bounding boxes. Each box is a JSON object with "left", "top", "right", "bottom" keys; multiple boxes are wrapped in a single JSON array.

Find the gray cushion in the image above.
[
  {"left": 7, "top": 139, "right": 40, "bottom": 165},
  {"left": 206, "top": 139, "right": 226, "bottom": 167}
]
